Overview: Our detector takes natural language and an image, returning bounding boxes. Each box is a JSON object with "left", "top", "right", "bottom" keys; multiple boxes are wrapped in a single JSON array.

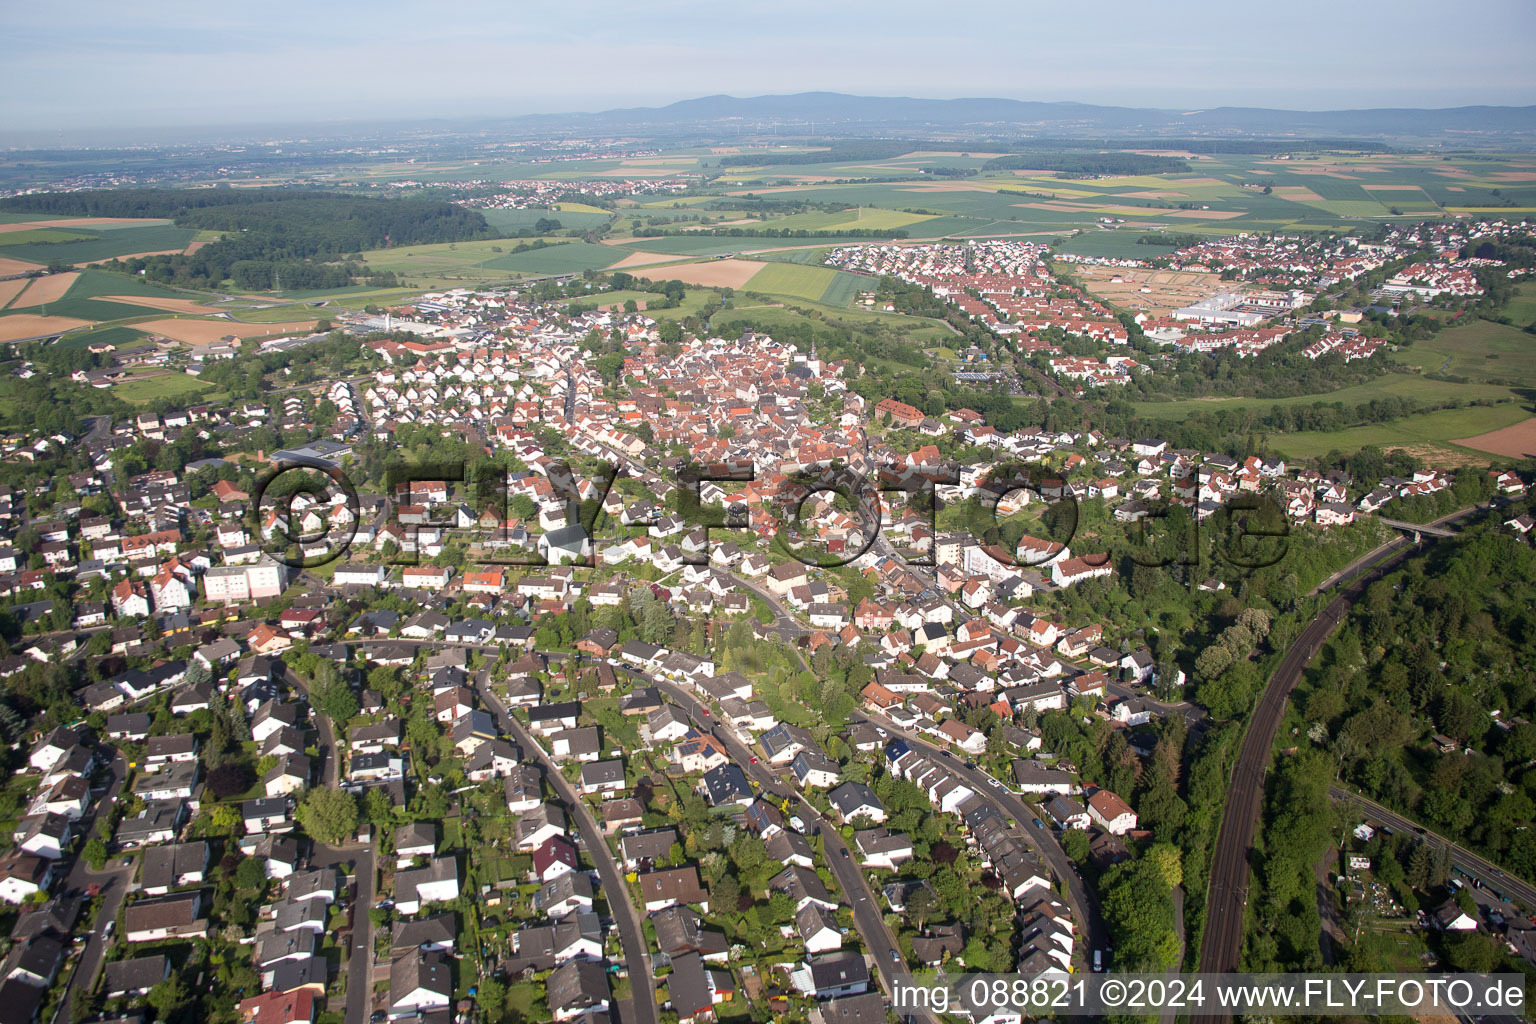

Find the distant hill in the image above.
[{"left": 510, "top": 91, "right": 1536, "bottom": 146}]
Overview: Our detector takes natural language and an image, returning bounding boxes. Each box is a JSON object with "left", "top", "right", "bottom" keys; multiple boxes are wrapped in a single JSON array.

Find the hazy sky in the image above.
[{"left": 4, "top": 0, "right": 1534, "bottom": 134}]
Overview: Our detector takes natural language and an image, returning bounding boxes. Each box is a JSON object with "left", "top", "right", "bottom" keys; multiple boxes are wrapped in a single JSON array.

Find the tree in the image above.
[
  {"left": 364, "top": 787, "right": 394, "bottom": 826},
  {"left": 906, "top": 885, "right": 939, "bottom": 930},
  {"left": 148, "top": 974, "right": 189, "bottom": 1021},
  {"left": 207, "top": 761, "right": 255, "bottom": 798},
  {"left": 310, "top": 660, "right": 359, "bottom": 723},
  {"left": 235, "top": 855, "right": 269, "bottom": 891},
  {"left": 206, "top": 803, "right": 242, "bottom": 834},
  {"left": 297, "top": 787, "right": 359, "bottom": 844},
  {"left": 711, "top": 873, "right": 741, "bottom": 913},
  {"left": 83, "top": 837, "right": 107, "bottom": 870},
  {"left": 478, "top": 976, "right": 506, "bottom": 1022},
  {"left": 1444, "top": 931, "right": 1501, "bottom": 974}
]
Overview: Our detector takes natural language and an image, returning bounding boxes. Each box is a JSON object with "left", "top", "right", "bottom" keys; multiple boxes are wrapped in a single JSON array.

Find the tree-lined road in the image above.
[
  {"left": 1330, "top": 787, "right": 1536, "bottom": 911},
  {"left": 474, "top": 675, "right": 658, "bottom": 1024},
  {"left": 860, "top": 709, "right": 1109, "bottom": 966},
  {"left": 629, "top": 669, "right": 936, "bottom": 1024}
]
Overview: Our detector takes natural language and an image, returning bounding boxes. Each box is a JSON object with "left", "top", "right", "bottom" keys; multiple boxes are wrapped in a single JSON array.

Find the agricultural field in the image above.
[
  {"left": 0, "top": 268, "right": 319, "bottom": 344},
  {"left": 354, "top": 236, "right": 633, "bottom": 286},
  {"left": 1453, "top": 415, "right": 1536, "bottom": 459},
  {"left": 0, "top": 223, "right": 198, "bottom": 264},
  {"left": 479, "top": 207, "right": 613, "bottom": 233},
  {"left": 1052, "top": 230, "right": 1185, "bottom": 260},
  {"left": 476, "top": 241, "right": 628, "bottom": 275},
  {"left": 1, "top": 270, "right": 192, "bottom": 326},
  {"left": 634, "top": 259, "right": 765, "bottom": 290},
  {"left": 741, "top": 262, "right": 853, "bottom": 304},
  {"left": 52, "top": 325, "right": 149, "bottom": 350}
]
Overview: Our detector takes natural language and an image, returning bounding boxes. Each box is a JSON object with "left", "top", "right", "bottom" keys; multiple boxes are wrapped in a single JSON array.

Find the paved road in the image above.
[
  {"left": 1198, "top": 505, "right": 1483, "bottom": 1007},
  {"left": 634, "top": 672, "right": 934, "bottom": 1024},
  {"left": 473, "top": 676, "right": 658, "bottom": 1024},
  {"left": 1378, "top": 516, "right": 1459, "bottom": 539},
  {"left": 55, "top": 751, "right": 136, "bottom": 1015},
  {"left": 283, "top": 664, "right": 340, "bottom": 788},
  {"left": 287, "top": 663, "right": 370, "bottom": 1023},
  {"left": 1330, "top": 787, "right": 1536, "bottom": 911},
  {"left": 309, "top": 841, "right": 376, "bottom": 1024},
  {"left": 859, "top": 710, "right": 1109, "bottom": 965}
]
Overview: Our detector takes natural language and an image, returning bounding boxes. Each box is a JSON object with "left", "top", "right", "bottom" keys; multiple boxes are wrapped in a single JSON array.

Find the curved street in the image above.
[
  {"left": 474, "top": 673, "right": 658, "bottom": 1024},
  {"left": 627, "top": 668, "right": 937, "bottom": 1024}
]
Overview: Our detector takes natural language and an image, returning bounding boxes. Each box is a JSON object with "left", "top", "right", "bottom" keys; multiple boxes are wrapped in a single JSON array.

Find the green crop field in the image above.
[
  {"left": 52, "top": 326, "right": 148, "bottom": 350},
  {"left": 2, "top": 269, "right": 206, "bottom": 323},
  {"left": 479, "top": 207, "right": 613, "bottom": 233},
  {"left": 476, "top": 241, "right": 626, "bottom": 275},
  {"left": 0, "top": 224, "right": 197, "bottom": 264},
  {"left": 1053, "top": 231, "right": 1184, "bottom": 260},
  {"left": 0, "top": 229, "right": 96, "bottom": 246},
  {"left": 62, "top": 269, "right": 200, "bottom": 302},
  {"left": 615, "top": 234, "right": 901, "bottom": 256},
  {"left": 817, "top": 270, "right": 867, "bottom": 307},
  {"left": 742, "top": 262, "right": 843, "bottom": 302},
  {"left": 358, "top": 238, "right": 552, "bottom": 285}
]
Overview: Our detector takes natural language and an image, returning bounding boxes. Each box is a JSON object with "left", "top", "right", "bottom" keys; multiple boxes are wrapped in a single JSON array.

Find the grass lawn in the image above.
[
  {"left": 112, "top": 373, "right": 218, "bottom": 405},
  {"left": 1132, "top": 373, "right": 1524, "bottom": 419},
  {"left": 584, "top": 697, "right": 641, "bottom": 750},
  {"left": 504, "top": 980, "right": 547, "bottom": 1021},
  {"left": 1501, "top": 281, "right": 1536, "bottom": 327},
  {"left": 715, "top": 299, "right": 955, "bottom": 346},
  {"left": 1395, "top": 316, "right": 1536, "bottom": 388},
  {"left": 566, "top": 287, "right": 721, "bottom": 319},
  {"left": 227, "top": 303, "right": 332, "bottom": 323},
  {"left": 1265, "top": 402, "right": 1531, "bottom": 461}
]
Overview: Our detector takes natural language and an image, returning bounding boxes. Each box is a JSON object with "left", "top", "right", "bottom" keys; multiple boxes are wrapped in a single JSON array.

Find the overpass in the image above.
[{"left": 1378, "top": 517, "right": 1459, "bottom": 539}]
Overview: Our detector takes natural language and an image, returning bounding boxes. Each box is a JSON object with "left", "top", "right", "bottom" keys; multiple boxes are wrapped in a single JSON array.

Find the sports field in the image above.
[{"left": 111, "top": 373, "right": 219, "bottom": 405}]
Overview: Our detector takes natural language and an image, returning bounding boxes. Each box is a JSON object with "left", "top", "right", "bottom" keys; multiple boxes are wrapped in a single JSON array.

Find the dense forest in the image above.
[
  {"left": 983, "top": 152, "right": 1192, "bottom": 176},
  {"left": 0, "top": 188, "right": 491, "bottom": 291},
  {"left": 1296, "top": 516, "right": 1536, "bottom": 876},
  {"left": 715, "top": 141, "right": 923, "bottom": 167}
]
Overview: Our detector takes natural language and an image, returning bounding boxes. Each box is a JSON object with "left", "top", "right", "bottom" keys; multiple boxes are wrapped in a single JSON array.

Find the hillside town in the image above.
[{"left": 0, "top": 225, "right": 1531, "bottom": 1024}]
